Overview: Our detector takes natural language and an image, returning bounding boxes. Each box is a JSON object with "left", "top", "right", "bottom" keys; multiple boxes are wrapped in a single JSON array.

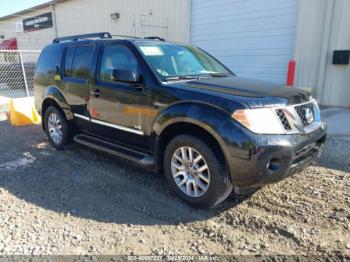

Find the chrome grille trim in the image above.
[
  {"left": 272, "top": 99, "right": 322, "bottom": 134},
  {"left": 294, "top": 103, "right": 314, "bottom": 127},
  {"left": 276, "top": 109, "right": 291, "bottom": 130}
]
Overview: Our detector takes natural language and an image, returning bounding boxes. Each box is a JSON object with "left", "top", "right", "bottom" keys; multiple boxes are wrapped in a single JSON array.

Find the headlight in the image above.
[{"left": 232, "top": 108, "right": 285, "bottom": 134}]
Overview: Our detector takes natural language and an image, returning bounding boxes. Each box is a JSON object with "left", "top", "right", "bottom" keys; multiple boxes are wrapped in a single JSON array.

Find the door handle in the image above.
[{"left": 91, "top": 89, "right": 101, "bottom": 97}]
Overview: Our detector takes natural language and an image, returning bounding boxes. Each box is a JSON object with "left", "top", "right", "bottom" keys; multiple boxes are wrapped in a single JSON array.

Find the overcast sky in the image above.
[{"left": 0, "top": 0, "right": 49, "bottom": 17}]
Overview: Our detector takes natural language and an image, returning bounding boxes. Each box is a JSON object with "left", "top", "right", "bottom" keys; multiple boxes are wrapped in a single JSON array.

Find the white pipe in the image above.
[
  {"left": 19, "top": 51, "right": 30, "bottom": 97},
  {"left": 50, "top": 4, "right": 58, "bottom": 38},
  {"left": 187, "top": 0, "right": 192, "bottom": 43}
]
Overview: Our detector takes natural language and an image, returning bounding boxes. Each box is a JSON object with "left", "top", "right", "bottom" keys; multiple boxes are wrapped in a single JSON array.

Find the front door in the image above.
[{"left": 89, "top": 43, "right": 150, "bottom": 149}]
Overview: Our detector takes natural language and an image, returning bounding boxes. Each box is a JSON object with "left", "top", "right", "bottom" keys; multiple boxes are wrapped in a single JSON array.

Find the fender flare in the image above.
[
  {"left": 152, "top": 102, "right": 234, "bottom": 171},
  {"left": 42, "top": 86, "right": 73, "bottom": 121}
]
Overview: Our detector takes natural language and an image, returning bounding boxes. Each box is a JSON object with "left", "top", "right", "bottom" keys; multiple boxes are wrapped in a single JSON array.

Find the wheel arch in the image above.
[
  {"left": 41, "top": 86, "right": 73, "bottom": 130},
  {"left": 152, "top": 102, "right": 232, "bottom": 176}
]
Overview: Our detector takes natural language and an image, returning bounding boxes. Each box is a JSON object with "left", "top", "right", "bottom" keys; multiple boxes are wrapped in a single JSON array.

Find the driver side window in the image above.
[{"left": 100, "top": 44, "right": 139, "bottom": 83}]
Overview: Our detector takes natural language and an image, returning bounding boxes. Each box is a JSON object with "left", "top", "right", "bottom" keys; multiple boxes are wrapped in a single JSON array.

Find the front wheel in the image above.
[
  {"left": 164, "top": 135, "right": 232, "bottom": 208},
  {"left": 44, "top": 106, "right": 71, "bottom": 150}
]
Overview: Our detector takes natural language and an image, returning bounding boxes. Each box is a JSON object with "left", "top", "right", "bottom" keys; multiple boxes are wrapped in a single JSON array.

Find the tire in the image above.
[
  {"left": 44, "top": 106, "right": 71, "bottom": 150},
  {"left": 164, "top": 135, "right": 232, "bottom": 208}
]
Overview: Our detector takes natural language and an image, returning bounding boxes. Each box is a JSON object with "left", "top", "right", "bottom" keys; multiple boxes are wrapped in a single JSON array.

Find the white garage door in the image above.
[{"left": 191, "top": 0, "right": 299, "bottom": 84}]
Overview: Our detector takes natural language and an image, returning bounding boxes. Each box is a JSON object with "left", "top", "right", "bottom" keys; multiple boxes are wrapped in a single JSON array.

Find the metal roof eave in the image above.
[{"left": 0, "top": 0, "right": 68, "bottom": 21}]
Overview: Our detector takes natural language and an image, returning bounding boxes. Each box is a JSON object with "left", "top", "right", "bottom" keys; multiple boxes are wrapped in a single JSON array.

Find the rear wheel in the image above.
[
  {"left": 44, "top": 106, "right": 71, "bottom": 150},
  {"left": 164, "top": 135, "right": 232, "bottom": 208}
]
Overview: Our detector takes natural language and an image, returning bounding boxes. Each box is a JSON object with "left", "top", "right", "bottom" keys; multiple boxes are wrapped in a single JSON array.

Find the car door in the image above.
[
  {"left": 63, "top": 44, "right": 94, "bottom": 130},
  {"left": 89, "top": 43, "right": 151, "bottom": 149}
]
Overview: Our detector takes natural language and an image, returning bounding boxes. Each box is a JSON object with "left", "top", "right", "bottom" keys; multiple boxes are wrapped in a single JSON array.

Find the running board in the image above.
[{"left": 73, "top": 134, "right": 154, "bottom": 167}]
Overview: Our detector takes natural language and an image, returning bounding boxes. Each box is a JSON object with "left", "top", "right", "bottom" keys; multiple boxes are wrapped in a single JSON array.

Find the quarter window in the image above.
[
  {"left": 36, "top": 45, "right": 62, "bottom": 74},
  {"left": 64, "top": 47, "right": 75, "bottom": 77},
  {"left": 100, "top": 44, "right": 139, "bottom": 83}
]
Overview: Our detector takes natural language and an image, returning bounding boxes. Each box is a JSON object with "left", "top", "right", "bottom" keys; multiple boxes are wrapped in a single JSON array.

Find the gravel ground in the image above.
[{"left": 0, "top": 120, "right": 349, "bottom": 257}]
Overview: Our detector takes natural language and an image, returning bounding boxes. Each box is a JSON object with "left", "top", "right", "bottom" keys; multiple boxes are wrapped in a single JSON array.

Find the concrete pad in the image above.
[
  {"left": 0, "top": 96, "right": 10, "bottom": 121},
  {"left": 321, "top": 107, "right": 350, "bottom": 136},
  {"left": 0, "top": 96, "right": 11, "bottom": 104}
]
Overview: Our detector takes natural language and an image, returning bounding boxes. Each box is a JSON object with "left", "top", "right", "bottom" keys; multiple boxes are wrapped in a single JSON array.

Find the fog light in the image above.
[{"left": 267, "top": 158, "right": 281, "bottom": 174}]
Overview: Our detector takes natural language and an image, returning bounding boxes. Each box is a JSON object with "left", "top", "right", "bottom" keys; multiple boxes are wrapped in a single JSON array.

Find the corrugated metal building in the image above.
[
  {"left": 0, "top": 0, "right": 190, "bottom": 50},
  {"left": 191, "top": 0, "right": 299, "bottom": 84},
  {"left": 191, "top": 0, "right": 350, "bottom": 107},
  {"left": 294, "top": 0, "right": 350, "bottom": 107}
]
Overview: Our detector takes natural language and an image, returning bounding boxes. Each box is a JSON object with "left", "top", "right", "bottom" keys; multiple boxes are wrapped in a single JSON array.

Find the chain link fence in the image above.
[{"left": 0, "top": 50, "right": 41, "bottom": 119}]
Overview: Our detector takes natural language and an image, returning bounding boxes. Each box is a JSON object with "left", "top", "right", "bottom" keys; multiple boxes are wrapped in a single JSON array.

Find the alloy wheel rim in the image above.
[
  {"left": 47, "top": 112, "right": 63, "bottom": 144},
  {"left": 171, "top": 146, "right": 210, "bottom": 198}
]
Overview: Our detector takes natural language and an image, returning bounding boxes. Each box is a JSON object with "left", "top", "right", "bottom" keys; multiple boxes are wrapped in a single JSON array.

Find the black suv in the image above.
[{"left": 34, "top": 32, "right": 327, "bottom": 208}]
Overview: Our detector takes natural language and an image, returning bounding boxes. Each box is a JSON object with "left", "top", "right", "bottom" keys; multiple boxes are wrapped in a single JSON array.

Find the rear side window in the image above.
[
  {"left": 36, "top": 45, "right": 62, "bottom": 74},
  {"left": 71, "top": 46, "right": 93, "bottom": 80}
]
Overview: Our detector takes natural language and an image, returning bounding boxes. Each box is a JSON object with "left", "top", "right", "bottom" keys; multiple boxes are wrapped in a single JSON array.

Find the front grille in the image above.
[
  {"left": 276, "top": 109, "right": 291, "bottom": 130},
  {"left": 274, "top": 100, "right": 319, "bottom": 134},
  {"left": 294, "top": 103, "right": 314, "bottom": 126}
]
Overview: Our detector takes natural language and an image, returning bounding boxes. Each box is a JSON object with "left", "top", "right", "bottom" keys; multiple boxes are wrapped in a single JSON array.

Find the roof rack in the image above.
[
  {"left": 53, "top": 32, "right": 112, "bottom": 43},
  {"left": 52, "top": 32, "right": 166, "bottom": 44},
  {"left": 112, "top": 34, "right": 141, "bottom": 39},
  {"left": 144, "top": 36, "right": 166, "bottom": 41}
]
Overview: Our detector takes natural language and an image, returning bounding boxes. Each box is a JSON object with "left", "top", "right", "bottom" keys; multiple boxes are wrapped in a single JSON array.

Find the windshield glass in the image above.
[{"left": 135, "top": 42, "right": 233, "bottom": 81}]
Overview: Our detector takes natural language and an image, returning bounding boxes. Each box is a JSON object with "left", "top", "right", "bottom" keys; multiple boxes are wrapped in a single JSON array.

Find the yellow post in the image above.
[{"left": 8, "top": 97, "right": 41, "bottom": 126}]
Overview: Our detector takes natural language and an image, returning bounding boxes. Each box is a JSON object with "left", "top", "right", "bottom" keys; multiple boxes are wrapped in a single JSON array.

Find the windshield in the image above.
[{"left": 135, "top": 42, "right": 233, "bottom": 81}]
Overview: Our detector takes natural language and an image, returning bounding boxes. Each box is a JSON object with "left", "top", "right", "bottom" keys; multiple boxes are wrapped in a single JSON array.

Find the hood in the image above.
[{"left": 174, "top": 76, "right": 311, "bottom": 105}]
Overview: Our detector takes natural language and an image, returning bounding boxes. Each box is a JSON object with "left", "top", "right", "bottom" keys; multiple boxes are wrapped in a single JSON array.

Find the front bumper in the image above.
[{"left": 222, "top": 121, "right": 327, "bottom": 187}]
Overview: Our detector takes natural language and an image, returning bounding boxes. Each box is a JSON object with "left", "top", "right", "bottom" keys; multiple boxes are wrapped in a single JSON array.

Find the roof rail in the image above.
[
  {"left": 53, "top": 32, "right": 112, "bottom": 43},
  {"left": 144, "top": 36, "right": 166, "bottom": 41},
  {"left": 112, "top": 34, "right": 141, "bottom": 39}
]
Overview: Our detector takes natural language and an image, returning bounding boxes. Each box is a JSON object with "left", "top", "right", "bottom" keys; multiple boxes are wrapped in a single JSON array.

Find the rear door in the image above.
[{"left": 62, "top": 44, "right": 94, "bottom": 130}]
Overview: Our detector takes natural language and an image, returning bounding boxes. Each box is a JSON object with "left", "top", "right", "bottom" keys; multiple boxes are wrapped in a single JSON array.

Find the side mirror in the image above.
[{"left": 112, "top": 69, "right": 139, "bottom": 84}]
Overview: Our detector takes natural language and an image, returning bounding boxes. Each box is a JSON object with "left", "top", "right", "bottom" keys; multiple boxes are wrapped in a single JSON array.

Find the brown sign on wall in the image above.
[{"left": 22, "top": 12, "right": 53, "bottom": 33}]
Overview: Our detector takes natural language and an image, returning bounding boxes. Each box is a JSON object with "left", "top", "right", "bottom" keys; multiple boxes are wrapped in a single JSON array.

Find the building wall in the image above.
[
  {"left": 190, "top": 0, "right": 299, "bottom": 83},
  {"left": 294, "top": 0, "right": 350, "bottom": 107},
  {"left": 0, "top": 0, "right": 189, "bottom": 50},
  {"left": 0, "top": 6, "right": 56, "bottom": 50},
  {"left": 322, "top": 0, "right": 350, "bottom": 107},
  {"left": 54, "top": 0, "right": 189, "bottom": 42}
]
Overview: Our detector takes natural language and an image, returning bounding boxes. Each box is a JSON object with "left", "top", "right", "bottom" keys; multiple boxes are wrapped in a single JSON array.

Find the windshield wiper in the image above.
[
  {"left": 165, "top": 73, "right": 231, "bottom": 82},
  {"left": 165, "top": 75, "right": 201, "bottom": 81},
  {"left": 205, "top": 73, "right": 230, "bottom": 77}
]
